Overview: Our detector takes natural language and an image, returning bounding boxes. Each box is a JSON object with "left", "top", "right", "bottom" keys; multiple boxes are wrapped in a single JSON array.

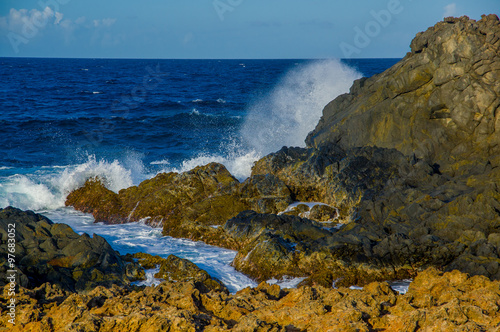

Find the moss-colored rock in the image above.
[
  {"left": 154, "top": 254, "right": 227, "bottom": 293},
  {"left": 66, "top": 163, "right": 293, "bottom": 251}
]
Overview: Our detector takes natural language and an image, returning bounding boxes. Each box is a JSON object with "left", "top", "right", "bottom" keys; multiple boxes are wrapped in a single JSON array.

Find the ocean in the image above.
[{"left": 0, "top": 57, "right": 403, "bottom": 292}]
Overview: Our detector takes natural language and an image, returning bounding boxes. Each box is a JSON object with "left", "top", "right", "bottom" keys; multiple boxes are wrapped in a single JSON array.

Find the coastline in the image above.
[{"left": 2, "top": 14, "right": 500, "bottom": 331}]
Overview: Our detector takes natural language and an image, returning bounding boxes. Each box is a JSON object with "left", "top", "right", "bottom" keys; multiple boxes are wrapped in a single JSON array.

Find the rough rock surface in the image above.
[
  {"left": 224, "top": 210, "right": 414, "bottom": 287},
  {"left": 127, "top": 252, "right": 227, "bottom": 293},
  {"left": 66, "top": 163, "right": 292, "bottom": 249},
  {"left": 0, "top": 207, "right": 143, "bottom": 292},
  {"left": 250, "top": 15, "right": 500, "bottom": 284},
  {"left": 65, "top": 15, "right": 500, "bottom": 286},
  {"left": 2, "top": 268, "right": 499, "bottom": 331},
  {"left": 307, "top": 14, "right": 500, "bottom": 167}
]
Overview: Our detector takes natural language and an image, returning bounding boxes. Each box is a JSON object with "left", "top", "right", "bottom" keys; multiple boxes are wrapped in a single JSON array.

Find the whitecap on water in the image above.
[{"left": 0, "top": 155, "right": 145, "bottom": 211}]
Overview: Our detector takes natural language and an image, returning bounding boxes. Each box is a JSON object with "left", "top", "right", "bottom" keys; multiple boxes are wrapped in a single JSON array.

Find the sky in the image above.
[{"left": 0, "top": 0, "right": 498, "bottom": 59}]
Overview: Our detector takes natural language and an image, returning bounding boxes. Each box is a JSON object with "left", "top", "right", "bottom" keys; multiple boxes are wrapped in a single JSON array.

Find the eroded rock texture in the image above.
[
  {"left": 2, "top": 268, "right": 499, "bottom": 331},
  {"left": 66, "top": 15, "right": 500, "bottom": 286}
]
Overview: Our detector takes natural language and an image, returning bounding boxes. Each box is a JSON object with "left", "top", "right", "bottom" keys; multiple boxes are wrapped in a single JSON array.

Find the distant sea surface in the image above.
[{"left": 0, "top": 57, "right": 400, "bottom": 292}]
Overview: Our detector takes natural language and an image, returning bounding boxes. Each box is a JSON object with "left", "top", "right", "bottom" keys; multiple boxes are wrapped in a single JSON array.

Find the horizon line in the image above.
[{"left": 0, "top": 56, "right": 404, "bottom": 61}]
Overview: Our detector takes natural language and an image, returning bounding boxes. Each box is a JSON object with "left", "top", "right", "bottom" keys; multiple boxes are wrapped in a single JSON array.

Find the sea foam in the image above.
[{"left": 0, "top": 155, "right": 145, "bottom": 211}]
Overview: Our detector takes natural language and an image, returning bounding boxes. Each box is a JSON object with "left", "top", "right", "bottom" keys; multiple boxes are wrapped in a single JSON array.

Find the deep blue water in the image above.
[{"left": 0, "top": 57, "right": 398, "bottom": 210}]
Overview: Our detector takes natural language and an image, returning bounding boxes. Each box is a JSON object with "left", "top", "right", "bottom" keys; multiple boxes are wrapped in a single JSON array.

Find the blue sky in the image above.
[{"left": 0, "top": 0, "right": 498, "bottom": 59}]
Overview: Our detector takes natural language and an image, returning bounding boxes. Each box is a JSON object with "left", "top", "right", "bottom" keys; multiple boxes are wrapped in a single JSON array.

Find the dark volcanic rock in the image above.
[
  {"left": 0, "top": 207, "right": 143, "bottom": 292},
  {"left": 224, "top": 211, "right": 414, "bottom": 286}
]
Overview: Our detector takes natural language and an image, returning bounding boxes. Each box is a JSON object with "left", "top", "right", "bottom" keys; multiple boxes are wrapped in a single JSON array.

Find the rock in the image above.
[
  {"left": 247, "top": 15, "right": 500, "bottom": 284},
  {"left": 2, "top": 268, "right": 499, "bottom": 331},
  {"left": 66, "top": 163, "right": 292, "bottom": 250},
  {"left": 309, "top": 204, "right": 338, "bottom": 222},
  {"left": 154, "top": 254, "right": 227, "bottom": 293},
  {"left": 125, "top": 252, "right": 228, "bottom": 293},
  {"left": 282, "top": 203, "right": 310, "bottom": 217},
  {"left": 306, "top": 15, "right": 500, "bottom": 168},
  {"left": 223, "top": 211, "right": 413, "bottom": 286},
  {"left": 0, "top": 207, "right": 143, "bottom": 292}
]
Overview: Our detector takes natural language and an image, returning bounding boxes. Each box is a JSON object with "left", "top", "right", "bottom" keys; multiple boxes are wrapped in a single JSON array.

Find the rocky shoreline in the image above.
[
  {"left": 2, "top": 208, "right": 500, "bottom": 331},
  {"left": 2, "top": 14, "right": 500, "bottom": 330}
]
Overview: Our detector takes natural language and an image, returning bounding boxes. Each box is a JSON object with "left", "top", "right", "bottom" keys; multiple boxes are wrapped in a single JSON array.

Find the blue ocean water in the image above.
[{"left": 0, "top": 57, "right": 403, "bottom": 292}]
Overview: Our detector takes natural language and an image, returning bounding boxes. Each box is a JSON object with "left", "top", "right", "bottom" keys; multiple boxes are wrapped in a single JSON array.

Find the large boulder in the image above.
[
  {"left": 307, "top": 14, "right": 500, "bottom": 169},
  {"left": 0, "top": 207, "right": 143, "bottom": 292}
]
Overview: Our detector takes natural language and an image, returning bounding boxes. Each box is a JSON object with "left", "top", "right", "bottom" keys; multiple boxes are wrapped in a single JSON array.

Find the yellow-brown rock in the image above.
[{"left": 2, "top": 268, "right": 499, "bottom": 331}]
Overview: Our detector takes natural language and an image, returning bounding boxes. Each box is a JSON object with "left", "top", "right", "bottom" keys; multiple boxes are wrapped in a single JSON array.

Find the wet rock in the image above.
[
  {"left": 66, "top": 163, "right": 293, "bottom": 250},
  {"left": 0, "top": 207, "right": 143, "bottom": 292},
  {"left": 309, "top": 204, "right": 338, "bottom": 222}
]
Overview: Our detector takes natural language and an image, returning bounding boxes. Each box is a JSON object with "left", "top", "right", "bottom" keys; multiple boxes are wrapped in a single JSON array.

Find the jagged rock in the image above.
[
  {"left": 2, "top": 268, "right": 499, "bottom": 331},
  {"left": 154, "top": 254, "right": 227, "bottom": 293},
  {"left": 307, "top": 14, "right": 500, "bottom": 168},
  {"left": 0, "top": 207, "right": 143, "bottom": 292},
  {"left": 125, "top": 252, "right": 228, "bottom": 293},
  {"left": 66, "top": 163, "right": 292, "bottom": 250},
  {"left": 309, "top": 204, "right": 338, "bottom": 222},
  {"left": 248, "top": 15, "right": 500, "bottom": 284}
]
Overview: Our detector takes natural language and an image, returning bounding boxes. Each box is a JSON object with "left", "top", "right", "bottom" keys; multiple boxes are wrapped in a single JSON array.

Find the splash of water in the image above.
[
  {"left": 169, "top": 59, "right": 361, "bottom": 180},
  {"left": 0, "top": 155, "right": 145, "bottom": 211},
  {"left": 241, "top": 59, "right": 361, "bottom": 155}
]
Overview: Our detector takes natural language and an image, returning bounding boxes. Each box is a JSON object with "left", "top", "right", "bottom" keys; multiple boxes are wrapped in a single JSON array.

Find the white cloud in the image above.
[
  {"left": 0, "top": 7, "right": 115, "bottom": 33},
  {"left": 54, "top": 12, "right": 63, "bottom": 25},
  {"left": 443, "top": 3, "right": 457, "bottom": 17},
  {"left": 0, "top": 7, "right": 63, "bottom": 33},
  {"left": 93, "top": 18, "right": 116, "bottom": 28},
  {"left": 0, "top": 6, "right": 119, "bottom": 52},
  {"left": 75, "top": 17, "right": 86, "bottom": 25}
]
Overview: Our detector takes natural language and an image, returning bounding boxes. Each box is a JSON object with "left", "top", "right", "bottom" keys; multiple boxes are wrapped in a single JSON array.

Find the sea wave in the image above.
[
  {"left": 240, "top": 59, "right": 361, "bottom": 155},
  {"left": 172, "top": 59, "right": 362, "bottom": 180},
  {"left": 160, "top": 149, "right": 261, "bottom": 182},
  {"left": 0, "top": 155, "right": 145, "bottom": 211}
]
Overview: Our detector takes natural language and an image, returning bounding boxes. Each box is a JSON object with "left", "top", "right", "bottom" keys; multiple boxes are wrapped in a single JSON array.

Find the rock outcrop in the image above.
[
  {"left": 0, "top": 207, "right": 143, "bottom": 292},
  {"left": 2, "top": 268, "right": 499, "bottom": 331},
  {"left": 127, "top": 252, "right": 227, "bottom": 293},
  {"left": 65, "top": 15, "right": 500, "bottom": 287},
  {"left": 307, "top": 14, "right": 500, "bottom": 167},
  {"left": 250, "top": 14, "right": 500, "bottom": 283},
  {"left": 66, "top": 163, "right": 292, "bottom": 249}
]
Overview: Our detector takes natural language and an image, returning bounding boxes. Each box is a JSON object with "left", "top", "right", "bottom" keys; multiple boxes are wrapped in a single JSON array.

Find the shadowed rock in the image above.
[{"left": 0, "top": 207, "right": 144, "bottom": 292}]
